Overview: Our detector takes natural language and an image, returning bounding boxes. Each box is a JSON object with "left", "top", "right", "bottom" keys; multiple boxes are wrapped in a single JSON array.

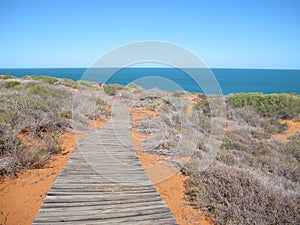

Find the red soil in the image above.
[
  {"left": 130, "top": 107, "right": 213, "bottom": 225},
  {"left": 273, "top": 120, "right": 300, "bottom": 141},
  {"left": 0, "top": 119, "right": 108, "bottom": 225}
]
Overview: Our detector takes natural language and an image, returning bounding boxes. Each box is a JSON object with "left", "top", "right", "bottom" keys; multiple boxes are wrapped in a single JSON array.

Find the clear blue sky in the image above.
[{"left": 1, "top": 0, "right": 299, "bottom": 69}]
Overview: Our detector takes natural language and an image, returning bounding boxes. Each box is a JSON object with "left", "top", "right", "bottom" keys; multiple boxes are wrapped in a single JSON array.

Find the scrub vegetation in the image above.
[
  {"left": 106, "top": 84, "right": 300, "bottom": 225},
  {"left": 0, "top": 76, "right": 110, "bottom": 177},
  {"left": 1, "top": 79, "right": 299, "bottom": 224}
]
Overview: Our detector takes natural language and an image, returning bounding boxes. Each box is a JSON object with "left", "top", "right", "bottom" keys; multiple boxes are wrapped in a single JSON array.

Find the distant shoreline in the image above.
[{"left": 1, "top": 68, "right": 300, "bottom": 95}]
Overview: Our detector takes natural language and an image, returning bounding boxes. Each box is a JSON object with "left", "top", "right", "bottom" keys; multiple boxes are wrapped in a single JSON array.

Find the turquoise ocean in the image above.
[{"left": 0, "top": 68, "right": 299, "bottom": 95}]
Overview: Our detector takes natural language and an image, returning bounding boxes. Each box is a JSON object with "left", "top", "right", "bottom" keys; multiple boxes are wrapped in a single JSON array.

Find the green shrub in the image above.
[
  {"left": 33, "top": 76, "right": 58, "bottom": 84},
  {"left": 104, "top": 85, "right": 115, "bottom": 96},
  {"left": 3, "top": 81, "right": 21, "bottom": 88},
  {"left": 103, "top": 84, "right": 124, "bottom": 96},
  {"left": 285, "top": 136, "right": 300, "bottom": 160},
  {"left": 77, "top": 80, "right": 93, "bottom": 87},
  {"left": 71, "top": 82, "right": 79, "bottom": 89},
  {"left": 0, "top": 75, "right": 15, "bottom": 79},
  {"left": 127, "top": 82, "right": 139, "bottom": 89},
  {"left": 198, "top": 114, "right": 211, "bottom": 132},
  {"left": 55, "top": 78, "right": 76, "bottom": 87},
  {"left": 197, "top": 138, "right": 206, "bottom": 150},
  {"left": 60, "top": 110, "right": 72, "bottom": 119},
  {"left": 194, "top": 101, "right": 209, "bottom": 110},
  {"left": 96, "top": 98, "right": 107, "bottom": 106},
  {"left": 222, "top": 137, "right": 248, "bottom": 151},
  {"left": 227, "top": 93, "right": 300, "bottom": 119},
  {"left": 27, "top": 84, "right": 47, "bottom": 97}
]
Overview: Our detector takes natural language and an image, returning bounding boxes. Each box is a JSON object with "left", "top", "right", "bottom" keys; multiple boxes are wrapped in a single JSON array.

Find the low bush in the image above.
[
  {"left": 60, "top": 110, "right": 72, "bottom": 119},
  {"left": 0, "top": 75, "right": 16, "bottom": 79},
  {"left": 55, "top": 78, "right": 77, "bottom": 87},
  {"left": 27, "top": 84, "right": 48, "bottom": 97},
  {"left": 172, "top": 90, "right": 188, "bottom": 98},
  {"left": 0, "top": 78, "right": 110, "bottom": 177},
  {"left": 185, "top": 165, "right": 300, "bottom": 224},
  {"left": 127, "top": 82, "right": 139, "bottom": 89},
  {"left": 103, "top": 84, "right": 125, "bottom": 96},
  {"left": 96, "top": 98, "right": 107, "bottom": 106},
  {"left": 3, "top": 80, "right": 21, "bottom": 88},
  {"left": 284, "top": 135, "right": 300, "bottom": 161},
  {"left": 227, "top": 93, "right": 300, "bottom": 119},
  {"left": 222, "top": 136, "right": 248, "bottom": 151},
  {"left": 76, "top": 80, "right": 98, "bottom": 89},
  {"left": 177, "top": 92, "right": 300, "bottom": 224},
  {"left": 32, "top": 76, "right": 58, "bottom": 84}
]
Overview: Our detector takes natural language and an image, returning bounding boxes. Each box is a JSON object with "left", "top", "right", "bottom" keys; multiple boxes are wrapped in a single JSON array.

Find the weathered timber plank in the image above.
[{"left": 33, "top": 91, "right": 177, "bottom": 224}]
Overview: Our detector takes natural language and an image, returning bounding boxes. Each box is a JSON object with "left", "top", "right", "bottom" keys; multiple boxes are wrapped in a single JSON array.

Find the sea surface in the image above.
[{"left": 0, "top": 68, "right": 299, "bottom": 95}]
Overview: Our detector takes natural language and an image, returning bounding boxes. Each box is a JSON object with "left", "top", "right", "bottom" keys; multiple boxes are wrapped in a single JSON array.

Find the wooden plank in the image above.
[
  {"left": 34, "top": 207, "right": 171, "bottom": 222},
  {"left": 40, "top": 198, "right": 164, "bottom": 209},
  {"left": 33, "top": 213, "right": 176, "bottom": 225},
  {"left": 38, "top": 201, "right": 166, "bottom": 212},
  {"left": 33, "top": 91, "right": 177, "bottom": 224}
]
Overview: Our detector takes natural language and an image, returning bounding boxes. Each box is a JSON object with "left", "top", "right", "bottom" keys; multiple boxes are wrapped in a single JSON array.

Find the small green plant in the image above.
[
  {"left": 27, "top": 84, "right": 47, "bottom": 97},
  {"left": 55, "top": 78, "right": 77, "bottom": 87},
  {"left": 39, "top": 152, "right": 50, "bottom": 163},
  {"left": 104, "top": 85, "right": 116, "bottom": 96},
  {"left": 222, "top": 137, "right": 248, "bottom": 151},
  {"left": 71, "top": 82, "right": 79, "bottom": 88},
  {"left": 4, "top": 81, "right": 21, "bottom": 88},
  {"left": 77, "top": 80, "right": 93, "bottom": 87},
  {"left": 104, "top": 84, "right": 121, "bottom": 96},
  {"left": 96, "top": 98, "right": 107, "bottom": 106},
  {"left": 148, "top": 104, "right": 156, "bottom": 111},
  {"left": 60, "top": 110, "right": 72, "bottom": 119},
  {"left": 197, "top": 138, "right": 205, "bottom": 149},
  {"left": 285, "top": 136, "right": 300, "bottom": 160},
  {"left": 127, "top": 82, "right": 139, "bottom": 89}
]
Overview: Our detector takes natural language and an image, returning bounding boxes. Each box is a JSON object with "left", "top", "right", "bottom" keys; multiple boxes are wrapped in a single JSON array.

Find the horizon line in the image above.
[{"left": 0, "top": 67, "right": 300, "bottom": 70}]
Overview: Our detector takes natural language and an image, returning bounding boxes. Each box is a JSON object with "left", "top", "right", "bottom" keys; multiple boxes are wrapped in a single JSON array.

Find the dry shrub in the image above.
[
  {"left": 103, "top": 83, "right": 125, "bottom": 96},
  {"left": 284, "top": 134, "right": 300, "bottom": 161},
  {"left": 172, "top": 90, "right": 188, "bottom": 98},
  {"left": 0, "top": 78, "right": 110, "bottom": 177},
  {"left": 132, "top": 90, "right": 198, "bottom": 156},
  {"left": 227, "top": 105, "right": 287, "bottom": 138},
  {"left": 186, "top": 164, "right": 300, "bottom": 225},
  {"left": 183, "top": 93, "right": 300, "bottom": 224}
]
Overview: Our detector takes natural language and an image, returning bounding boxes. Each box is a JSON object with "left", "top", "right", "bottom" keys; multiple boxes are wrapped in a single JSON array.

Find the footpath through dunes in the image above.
[{"left": 33, "top": 91, "right": 177, "bottom": 225}]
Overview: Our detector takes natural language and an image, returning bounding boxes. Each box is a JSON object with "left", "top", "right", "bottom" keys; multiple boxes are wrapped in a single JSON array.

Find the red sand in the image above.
[
  {"left": 0, "top": 119, "right": 108, "bottom": 225},
  {"left": 273, "top": 120, "right": 300, "bottom": 141},
  {"left": 130, "top": 107, "right": 213, "bottom": 225}
]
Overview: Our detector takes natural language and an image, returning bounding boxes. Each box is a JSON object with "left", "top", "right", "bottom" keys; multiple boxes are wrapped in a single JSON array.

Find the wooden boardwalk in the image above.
[{"left": 33, "top": 94, "right": 177, "bottom": 224}]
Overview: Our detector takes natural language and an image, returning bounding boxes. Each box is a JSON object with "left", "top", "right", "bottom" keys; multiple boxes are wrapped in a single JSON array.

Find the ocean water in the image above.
[{"left": 0, "top": 68, "right": 299, "bottom": 95}]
